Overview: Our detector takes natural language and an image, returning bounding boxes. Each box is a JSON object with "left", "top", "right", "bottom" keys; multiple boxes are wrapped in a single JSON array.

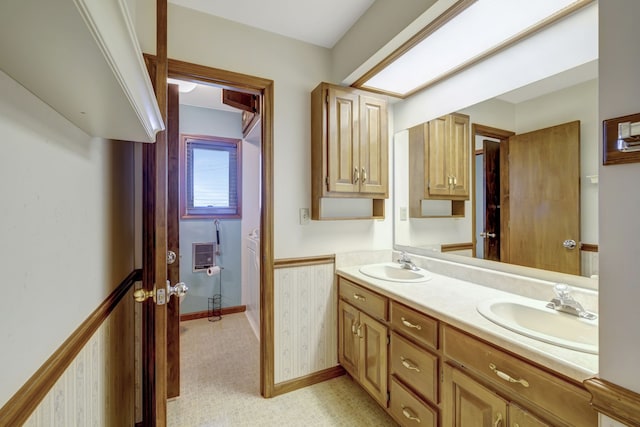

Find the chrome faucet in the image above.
[
  {"left": 546, "top": 284, "right": 597, "bottom": 320},
  {"left": 397, "top": 251, "right": 419, "bottom": 271}
]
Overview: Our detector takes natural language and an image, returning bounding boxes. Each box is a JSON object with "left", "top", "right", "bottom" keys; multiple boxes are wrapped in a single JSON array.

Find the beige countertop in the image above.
[{"left": 337, "top": 264, "right": 598, "bottom": 383}]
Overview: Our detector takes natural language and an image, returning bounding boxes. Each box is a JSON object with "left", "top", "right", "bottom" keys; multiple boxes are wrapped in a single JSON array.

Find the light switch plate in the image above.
[
  {"left": 399, "top": 207, "right": 408, "bottom": 221},
  {"left": 299, "top": 208, "right": 310, "bottom": 225}
]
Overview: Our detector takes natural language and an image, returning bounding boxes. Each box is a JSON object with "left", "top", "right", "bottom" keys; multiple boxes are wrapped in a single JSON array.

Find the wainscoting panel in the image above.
[
  {"left": 274, "top": 261, "right": 337, "bottom": 384},
  {"left": 21, "top": 289, "right": 135, "bottom": 426}
]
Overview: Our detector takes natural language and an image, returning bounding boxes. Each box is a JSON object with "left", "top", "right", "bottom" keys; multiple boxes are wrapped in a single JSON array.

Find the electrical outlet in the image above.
[
  {"left": 399, "top": 206, "right": 408, "bottom": 221},
  {"left": 299, "top": 208, "right": 310, "bottom": 225}
]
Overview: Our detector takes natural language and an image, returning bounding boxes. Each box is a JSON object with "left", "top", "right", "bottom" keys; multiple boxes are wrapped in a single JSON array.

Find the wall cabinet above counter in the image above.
[
  {"left": 0, "top": 0, "right": 164, "bottom": 143},
  {"left": 311, "top": 82, "right": 389, "bottom": 220}
]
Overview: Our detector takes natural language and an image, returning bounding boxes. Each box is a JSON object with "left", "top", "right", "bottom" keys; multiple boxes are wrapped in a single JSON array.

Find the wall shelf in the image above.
[{"left": 0, "top": 0, "right": 164, "bottom": 142}]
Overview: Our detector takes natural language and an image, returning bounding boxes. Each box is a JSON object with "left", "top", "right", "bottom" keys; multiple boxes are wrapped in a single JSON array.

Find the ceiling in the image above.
[{"left": 168, "top": 0, "right": 375, "bottom": 48}]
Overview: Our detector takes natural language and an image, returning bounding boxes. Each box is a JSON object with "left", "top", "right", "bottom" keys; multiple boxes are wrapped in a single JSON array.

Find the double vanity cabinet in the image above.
[{"left": 337, "top": 274, "right": 596, "bottom": 427}]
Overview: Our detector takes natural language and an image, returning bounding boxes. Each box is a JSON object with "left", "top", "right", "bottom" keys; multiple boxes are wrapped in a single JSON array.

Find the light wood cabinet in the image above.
[
  {"left": 337, "top": 278, "right": 388, "bottom": 407},
  {"left": 443, "top": 363, "right": 508, "bottom": 427},
  {"left": 443, "top": 364, "right": 550, "bottom": 427},
  {"left": 408, "top": 113, "right": 470, "bottom": 218},
  {"left": 443, "top": 325, "right": 596, "bottom": 427},
  {"left": 335, "top": 274, "right": 596, "bottom": 427},
  {"left": 311, "top": 82, "right": 388, "bottom": 220}
]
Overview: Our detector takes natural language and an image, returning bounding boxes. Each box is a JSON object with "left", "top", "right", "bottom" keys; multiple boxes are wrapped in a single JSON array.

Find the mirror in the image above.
[{"left": 393, "top": 62, "right": 599, "bottom": 290}]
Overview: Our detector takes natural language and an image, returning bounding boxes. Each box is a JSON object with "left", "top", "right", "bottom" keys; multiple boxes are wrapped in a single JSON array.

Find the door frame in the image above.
[
  {"left": 144, "top": 56, "right": 276, "bottom": 400},
  {"left": 172, "top": 59, "right": 276, "bottom": 398},
  {"left": 470, "top": 124, "right": 514, "bottom": 259}
]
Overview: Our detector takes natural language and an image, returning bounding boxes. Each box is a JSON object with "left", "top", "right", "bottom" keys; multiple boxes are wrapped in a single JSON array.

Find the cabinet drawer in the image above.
[
  {"left": 391, "top": 301, "right": 438, "bottom": 349},
  {"left": 389, "top": 377, "right": 438, "bottom": 427},
  {"left": 390, "top": 332, "right": 438, "bottom": 404},
  {"left": 338, "top": 277, "right": 388, "bottom": 321},
  {"left": 443, "top": 325, "right": 596, "bottom": 427}
]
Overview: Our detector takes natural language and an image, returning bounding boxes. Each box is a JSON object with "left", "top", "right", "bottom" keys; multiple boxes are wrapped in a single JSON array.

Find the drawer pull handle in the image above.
[
  {"left": 351, "top": 321, "right": 359, "bottom": 335},
  {"left": 400, "top": 356, "right": 421, "bottom": 372},
  {"left": 356, "top": 323, "right": 363, "bottom": 338},
  {"left": 401, "top": 406, "right": 421, "bottom": 423},
  {"left": 401, "top": 317, "right": 422, "bottom": 330},
  {"left": 489, "top": 363, "right": 529, "bottom": 388},
  {"left": 493, "top": 412, "right": 503, "bottom": 427},
  {"left": 353, "top": 293, "right": 366, "bottom": 301}
]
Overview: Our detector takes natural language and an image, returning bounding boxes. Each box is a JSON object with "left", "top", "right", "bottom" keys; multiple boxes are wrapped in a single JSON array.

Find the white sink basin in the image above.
[
  {"left": 359, "top": 262, "right": 431, "bottom": 283},
  {"left": 477, "top": 298, "right": 598, "bottom": 354}
]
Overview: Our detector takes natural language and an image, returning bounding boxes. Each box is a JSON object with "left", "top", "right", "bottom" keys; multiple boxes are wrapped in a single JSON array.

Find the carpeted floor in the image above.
[{"left": 167, "top": 313, "right": 397, "bottom": 427}]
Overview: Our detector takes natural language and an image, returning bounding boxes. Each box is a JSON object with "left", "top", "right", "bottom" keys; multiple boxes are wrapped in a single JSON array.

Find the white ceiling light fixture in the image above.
[
  {"left": 167, "top": 77, "right": 197, "bottom": 93},
  {"left": 355, "top": 0, "right": 594, "bottom": 98}
]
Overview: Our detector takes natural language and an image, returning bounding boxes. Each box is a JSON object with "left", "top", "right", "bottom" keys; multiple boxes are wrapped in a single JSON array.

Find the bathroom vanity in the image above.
[{"left": 336, "top": 259, "right": 598, "bottom": 427}]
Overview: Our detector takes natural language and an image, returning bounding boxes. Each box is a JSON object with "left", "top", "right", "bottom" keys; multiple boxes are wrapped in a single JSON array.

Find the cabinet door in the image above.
[
  {"left": 448, "top": 113, "right": 470, "bottom": 197},
  {"left": 359, "top": 95, "right": 388, "bottom": 195},
  {"left": 426, "top": 116, "right": 450, "bottom": 196},
  {"left": 359, "top": 311, "right": 389, "bottom": 407},
  {"left": 443, "top": 364, "right": 508, "bottom": 427},
  {"left": 338, "top": 300, "right": 360, "bottom": 377},
  {"left": 509, "top": 404, "right": 550, "bottom": 427},
  {"left": 327, "top": 86, "right": 360, "bottom": 193}
]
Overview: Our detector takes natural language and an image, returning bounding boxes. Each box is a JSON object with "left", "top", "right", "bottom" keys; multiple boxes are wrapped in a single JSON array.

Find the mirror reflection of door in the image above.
[
  {"left": 483, "top": 140, "right": 500, "bottom": 261},
  {"left": 503, "top": 121, "right": 581, "bottom": 275}
]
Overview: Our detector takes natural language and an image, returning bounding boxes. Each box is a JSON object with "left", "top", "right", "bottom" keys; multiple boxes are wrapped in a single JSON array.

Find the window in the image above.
[{"left": 180, "top": 134, "right": 242, "bottom": 218}]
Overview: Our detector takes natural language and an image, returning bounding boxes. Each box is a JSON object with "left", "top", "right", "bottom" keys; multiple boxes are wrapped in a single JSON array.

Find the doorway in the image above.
[
  {"left": 167, "top": 58, "right": 274, "bottom": 398},
  {"left": 141, "top": 56, "right": 276, "bottom": 417}
]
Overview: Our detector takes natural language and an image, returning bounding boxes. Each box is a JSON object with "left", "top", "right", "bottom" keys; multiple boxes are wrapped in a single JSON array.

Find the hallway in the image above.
[{"left": 168, "top": 313, "right": 397, "bottom": 426}]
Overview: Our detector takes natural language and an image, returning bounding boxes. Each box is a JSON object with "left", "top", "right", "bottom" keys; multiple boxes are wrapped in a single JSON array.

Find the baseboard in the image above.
[
  {"left": 180, "top": 305, "right": 246, "bottom": 321},
  {"left": 272, "top": 365, "right": 345, "bottom": 397}
]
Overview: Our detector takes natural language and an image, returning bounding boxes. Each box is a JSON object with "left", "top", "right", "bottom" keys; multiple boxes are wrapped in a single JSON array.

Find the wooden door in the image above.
[
  {"left": 504, "top": 121, "right": 580, "bottom": 274},
  {"left": 483, "top": 140, "right": 500, "bottom": 261},
  {"left": 509, "top": 404, "right": 550, "bottom": 427},
  {"left": 166, "top": 83, "right": 181, "bottom": 398},
  {"left": 338, "top": 300, "right": 359, "bottom": 378},
  {"left": 449, "top": 113, "right": 470, "bottom": 197},
  {"left": 327, "top": 86, "right": 359, "bottom": 193},
  {"left": 426, "top": 116, "right": 449, "bottom": 196},
  {"left": 359, "top": 312, "right": 388, "bottom": 407},
  {"left": 141, "top": 3, "right": 168, "bottom": 424},
  {"left": 443, "top": 364, "right": 508, "bottom": 427},
  {"left": 359, "top": 95, "right": 388, "bottom": 195}
]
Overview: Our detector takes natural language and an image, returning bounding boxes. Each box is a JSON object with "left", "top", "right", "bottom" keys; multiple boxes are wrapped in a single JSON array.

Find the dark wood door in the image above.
[
  {"left": 483, "top": 140, "right": 500, "bottom": 261},
  {"left": 166, "top": 83, "right": 181, "bottom": 398},
  {"left": 504, "top": 121, "right": 581, "bottom": 275}
]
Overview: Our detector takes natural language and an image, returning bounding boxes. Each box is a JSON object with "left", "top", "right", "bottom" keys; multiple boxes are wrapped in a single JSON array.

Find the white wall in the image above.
[
  {"left": 599, "top": 0, "right": 640, "bottom": 399},
  {"left": 135, "top": 2, "right": 393, "bottom": 259},
  {"left": 0, "top": 70, "right": 136, "bottom": 408}
]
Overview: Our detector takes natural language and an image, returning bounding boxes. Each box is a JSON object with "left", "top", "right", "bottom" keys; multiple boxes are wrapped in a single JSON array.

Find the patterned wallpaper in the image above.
[
  {"left": 274, "top": 262, "right": 337, "bottom": 383},
  {"left": 22, "top": 291, "right": 135, "bottom": 426}
]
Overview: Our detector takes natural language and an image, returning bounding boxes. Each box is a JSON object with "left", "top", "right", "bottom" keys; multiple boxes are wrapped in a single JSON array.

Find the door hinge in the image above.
[
  {"left": 387, "top": 335, "right": 390, "bottom": 345},
  {"left": 387, "top": 391, "right": 391, "bottom": 404},
  {"left": 325, "top": 176, "right": 330, "bottom": 189}
]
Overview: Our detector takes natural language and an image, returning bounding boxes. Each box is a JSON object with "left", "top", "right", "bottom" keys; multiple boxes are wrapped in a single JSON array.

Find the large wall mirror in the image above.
[{"left": 391, "top": 3, "right": 598, "bottom": 290}]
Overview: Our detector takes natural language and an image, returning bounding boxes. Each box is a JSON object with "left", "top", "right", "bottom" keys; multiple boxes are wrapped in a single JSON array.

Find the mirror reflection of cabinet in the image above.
[{"left": 408, "top": 113, "right": 470, "bottom": 218}]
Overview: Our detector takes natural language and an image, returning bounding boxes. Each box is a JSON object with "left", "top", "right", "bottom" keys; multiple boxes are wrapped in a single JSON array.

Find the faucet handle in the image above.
[{"left": 554, "top": 283, "right": 571, "bottom": 298}]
